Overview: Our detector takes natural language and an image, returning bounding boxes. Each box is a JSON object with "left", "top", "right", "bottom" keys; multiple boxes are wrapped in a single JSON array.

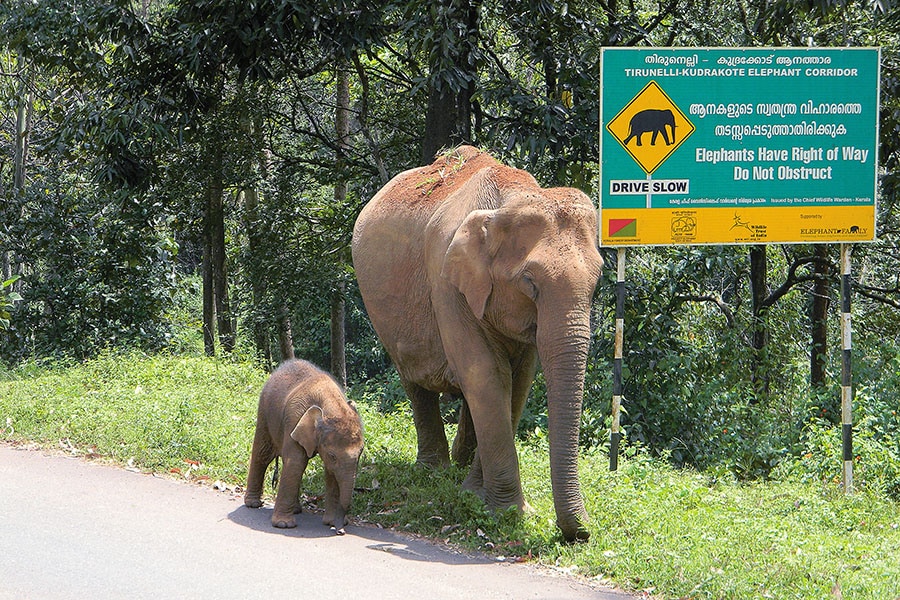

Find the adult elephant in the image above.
[{"left": 352, "top": 146, "right": 602, "bottom": 542}]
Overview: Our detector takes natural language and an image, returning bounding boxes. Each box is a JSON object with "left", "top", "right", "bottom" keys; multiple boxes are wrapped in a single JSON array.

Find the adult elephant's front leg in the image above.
[
  {"left": 462, "top": 349, "right": 536, "bottom": 496},
  {"left": 402, "top": 379, "right": 450, "bottom": 468},
  {"left": 460, "top": 372, "right": 523, "bottom": 511}
]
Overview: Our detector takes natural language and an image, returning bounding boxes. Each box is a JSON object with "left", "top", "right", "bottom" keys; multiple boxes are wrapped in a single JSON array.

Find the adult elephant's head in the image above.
[{"left": 442, "top": 167, "right": 603, "bottom": 541}]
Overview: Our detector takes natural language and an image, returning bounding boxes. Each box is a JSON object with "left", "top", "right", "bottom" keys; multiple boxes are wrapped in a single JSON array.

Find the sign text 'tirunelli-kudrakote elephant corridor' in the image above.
[{"left": 599, "top": 47, "right": 880, "bottom": 246}]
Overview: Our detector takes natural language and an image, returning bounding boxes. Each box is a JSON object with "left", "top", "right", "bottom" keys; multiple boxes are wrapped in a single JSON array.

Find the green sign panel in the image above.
[{"left": 599, "top": 48, "right": 880, "bottom": 246}]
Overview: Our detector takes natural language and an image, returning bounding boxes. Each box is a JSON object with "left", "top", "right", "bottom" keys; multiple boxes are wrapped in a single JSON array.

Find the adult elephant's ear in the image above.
[{"left": 442, "top": 209, "right": 494, "bottom": 319}]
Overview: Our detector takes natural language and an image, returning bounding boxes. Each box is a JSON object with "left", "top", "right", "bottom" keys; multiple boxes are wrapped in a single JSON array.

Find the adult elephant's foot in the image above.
[
  {"left": 415, "top": 446, "right": 451, "bottom": 469},
  {"left": 414, "top": 423, "right": 451, "bottom": 468}
]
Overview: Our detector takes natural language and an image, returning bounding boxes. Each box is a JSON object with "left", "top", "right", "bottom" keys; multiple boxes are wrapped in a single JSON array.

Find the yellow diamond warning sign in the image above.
[{"left": 606, "top": 80, "right": 694, "bottom": 175}]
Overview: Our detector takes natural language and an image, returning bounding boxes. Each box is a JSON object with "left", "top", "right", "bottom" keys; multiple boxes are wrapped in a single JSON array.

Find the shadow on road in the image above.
[
  {"left": 227, "top": 504, "right": 337, "bottom": 539},
  {"left": 228, "top": 504, "right": 493, "bottom": 566}
]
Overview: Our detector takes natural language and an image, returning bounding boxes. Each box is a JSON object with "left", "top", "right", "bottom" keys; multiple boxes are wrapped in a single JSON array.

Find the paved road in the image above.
[{"left": 0, "top": 443, "right": 633, "bottom": 600}]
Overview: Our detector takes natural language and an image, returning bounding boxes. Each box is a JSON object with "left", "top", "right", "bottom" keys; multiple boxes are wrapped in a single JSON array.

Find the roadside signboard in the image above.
[{"left": 599, "top": 47, "right": 880, "bottom": 246}]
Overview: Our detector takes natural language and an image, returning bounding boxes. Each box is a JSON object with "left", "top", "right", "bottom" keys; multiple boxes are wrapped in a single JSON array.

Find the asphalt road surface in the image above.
[{"left": 0, "top": 443, "right": 633, "bottom": 600}]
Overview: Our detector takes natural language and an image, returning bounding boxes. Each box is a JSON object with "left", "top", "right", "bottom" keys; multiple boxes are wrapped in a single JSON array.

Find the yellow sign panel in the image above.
[
  {"left": 601, "top": 205, "right": 875, "bottom": 246},
  {"left": 605, "top": 80, "right": 695, "bottom": 175}
]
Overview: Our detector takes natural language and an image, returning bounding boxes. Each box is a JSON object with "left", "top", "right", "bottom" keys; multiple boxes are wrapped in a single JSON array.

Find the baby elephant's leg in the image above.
[
  {"left": 272, "top": 450, "right": 307, "bottom": 528},
  {"left": 245, "top": 428, "right": 275, "bottom": 509}
]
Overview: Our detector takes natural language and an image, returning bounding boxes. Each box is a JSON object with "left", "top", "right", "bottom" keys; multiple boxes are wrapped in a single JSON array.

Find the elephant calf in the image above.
[{"left": 244, "top": 359, "right": 364, "bottom": 534}]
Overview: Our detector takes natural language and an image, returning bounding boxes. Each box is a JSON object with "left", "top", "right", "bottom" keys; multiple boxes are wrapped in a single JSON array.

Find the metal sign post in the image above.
[
  {"left": 610, "top": 248, "right": 626, "bottom": 471},
  {"left": 840, "top": 243, "right": 854, "bottom": 492}
]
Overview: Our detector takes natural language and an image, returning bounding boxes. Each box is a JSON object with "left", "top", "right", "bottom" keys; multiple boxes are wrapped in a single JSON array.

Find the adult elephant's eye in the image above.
[{"left": 518, "top": 273, "right": 538, "bottom": 300}]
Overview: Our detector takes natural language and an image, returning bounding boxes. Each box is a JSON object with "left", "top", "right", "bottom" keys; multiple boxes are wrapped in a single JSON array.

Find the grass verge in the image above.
[{"left": 2, "top": 352, "right": 899, "bottom": 599}]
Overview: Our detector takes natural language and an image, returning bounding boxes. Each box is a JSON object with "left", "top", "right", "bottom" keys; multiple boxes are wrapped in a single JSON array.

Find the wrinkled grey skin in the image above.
[
  {"left": 352, "top": 146, "right": 602, "bottom": 542},
  {"left": 244, "top": 359, "right": 364, "bottom": 533}
]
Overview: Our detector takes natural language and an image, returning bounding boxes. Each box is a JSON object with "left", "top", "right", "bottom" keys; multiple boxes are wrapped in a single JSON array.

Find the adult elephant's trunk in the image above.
[{"left": 538, "top": 302, "right": 592, "bottom": 542}]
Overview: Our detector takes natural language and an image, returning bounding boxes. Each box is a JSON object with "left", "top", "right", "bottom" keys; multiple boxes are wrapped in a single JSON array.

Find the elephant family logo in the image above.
[
  {"left": 606, "top": 81, "right": 695, "bottom": 175},
  {"left": 671, "top": 215, "right": 696, "bottom": 236}
]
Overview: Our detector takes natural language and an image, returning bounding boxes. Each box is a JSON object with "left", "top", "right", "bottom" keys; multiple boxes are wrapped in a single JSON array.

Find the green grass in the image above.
[
  {"left": 2, "top": 352, "right": 899, "bottom": 599},
  {"left": 0, "top": 352, "right": 261, "bottom": 482}
]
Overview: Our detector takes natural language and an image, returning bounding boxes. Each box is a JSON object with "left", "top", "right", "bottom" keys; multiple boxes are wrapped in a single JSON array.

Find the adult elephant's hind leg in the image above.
[
  {"left": 402, "top": 379, "right": 450, "bottom": 468},
  {"left": 462, "top": 449, "right": 485, "bottom": 497},
  {"left": 450, "top": 395, "right": 477, "bottom": 467}
]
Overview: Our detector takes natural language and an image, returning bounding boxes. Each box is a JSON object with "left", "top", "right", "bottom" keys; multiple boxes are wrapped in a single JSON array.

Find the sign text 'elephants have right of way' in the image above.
[{"left": 599, "top": 47, "right": 880, "bottom": 246}]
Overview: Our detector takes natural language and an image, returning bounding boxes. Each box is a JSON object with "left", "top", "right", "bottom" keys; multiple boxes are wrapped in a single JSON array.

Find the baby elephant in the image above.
[{"left": 244, "top": 359, "right": 364, "bottom": 533}]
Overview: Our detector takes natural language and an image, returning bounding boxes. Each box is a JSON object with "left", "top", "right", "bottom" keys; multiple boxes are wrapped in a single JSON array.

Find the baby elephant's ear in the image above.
[{"left": 291, "top": 406, "right": 323, "bottom": 458}]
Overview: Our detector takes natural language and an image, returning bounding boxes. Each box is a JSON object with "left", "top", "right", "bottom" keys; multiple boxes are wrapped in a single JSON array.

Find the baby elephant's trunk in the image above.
[{"left": 331, "top": 473, "right": 356, "bottom": 534}]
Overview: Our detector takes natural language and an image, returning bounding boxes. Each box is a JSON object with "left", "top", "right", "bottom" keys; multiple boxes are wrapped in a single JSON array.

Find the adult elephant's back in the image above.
[{"left": 352, "top": 147, "right": 498, "bottom": 389}]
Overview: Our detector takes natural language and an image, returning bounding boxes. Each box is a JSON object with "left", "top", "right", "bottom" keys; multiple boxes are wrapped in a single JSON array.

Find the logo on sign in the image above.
[
  {"left": 609, "top": 218, "right": 637, "bottom": 238},
  {"left": 606, "top": 80, "right": 695, "bottom": 174}
]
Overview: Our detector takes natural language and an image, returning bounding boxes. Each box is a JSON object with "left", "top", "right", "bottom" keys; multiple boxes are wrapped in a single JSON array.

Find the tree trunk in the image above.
[
  {"left": 330, "top": 61, "right": 350, "bottom": 385},
  {"left": 420, "top": 0, "right": 479, "bottom": 163},
  {"left": 242, "top": 106, "right": 272, "bottom": 366},
  {"left": 810, "top": 244, "right": 830, "bottom": 389},
  {"left": 202, "top": 145, "right": 234, "bottom": 356},
  {"left": 278, "top": 304, "right": 294, "bottom": 361},
  {"left": 749, "top": 245, "right": 769, "bottom": 399},
  {"left": 13, "top": 74, "right": 28, "bottom": 193},
  {"left": 208, "top": 165, "right": 234, "bottom": 353},
  {"left": 330, "top": 283, "right": 347, "bottom": 387},
  {"left": 5, "top": 56, "right": 31, "bottom": 287},
  {"left": 202, "top": 224, "right": 215, "bottom": 357},
  {"left": 242, "top": 184, "right": 271, "bottom": 365}
]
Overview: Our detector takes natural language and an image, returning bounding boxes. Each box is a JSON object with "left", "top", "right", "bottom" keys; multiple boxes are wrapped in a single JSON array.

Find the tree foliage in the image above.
[{"left": 1, "top": 0, "right": 899, "bottom": 478}]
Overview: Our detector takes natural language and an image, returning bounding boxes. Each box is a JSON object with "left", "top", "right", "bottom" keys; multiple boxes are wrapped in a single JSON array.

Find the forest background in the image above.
[{"left": 2, "top": 0, "right": 900, "bottom": 505}]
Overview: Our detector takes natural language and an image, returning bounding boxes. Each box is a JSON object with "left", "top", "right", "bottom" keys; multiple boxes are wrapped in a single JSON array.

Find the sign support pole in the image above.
[
  {"left": 610, "top": 247, "right": 626, "bottom": 471},
  {"left": 840, "top": 243, "right": 854, "bottom": 493}
]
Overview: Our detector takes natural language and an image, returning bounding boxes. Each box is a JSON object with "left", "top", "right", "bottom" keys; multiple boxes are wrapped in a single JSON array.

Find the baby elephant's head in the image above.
[{"left": 292, "top": 401, "right": 364, "bottom": 534}]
